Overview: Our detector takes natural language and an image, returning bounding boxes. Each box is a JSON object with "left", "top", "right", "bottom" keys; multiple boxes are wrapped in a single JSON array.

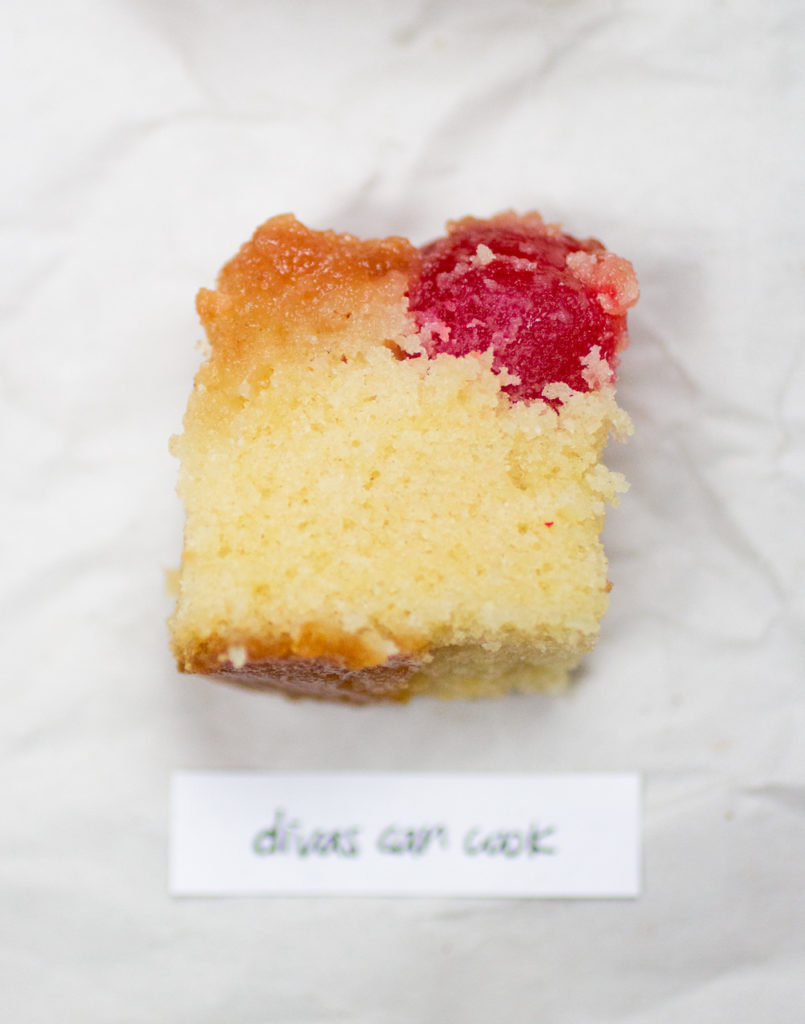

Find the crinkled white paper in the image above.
[{"left": 2, "top": 1, "right": 804, "bottom": 1020}]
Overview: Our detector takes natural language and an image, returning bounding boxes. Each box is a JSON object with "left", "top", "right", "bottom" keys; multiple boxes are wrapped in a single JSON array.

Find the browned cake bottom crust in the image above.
[{"left": 212, "top": 656, "right": 420, "bottom": 704}]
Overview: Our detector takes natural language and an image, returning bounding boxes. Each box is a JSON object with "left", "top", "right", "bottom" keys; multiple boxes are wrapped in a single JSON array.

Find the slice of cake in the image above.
[{"left": 169, "top": 211, "right": 639, "bottom": 703}]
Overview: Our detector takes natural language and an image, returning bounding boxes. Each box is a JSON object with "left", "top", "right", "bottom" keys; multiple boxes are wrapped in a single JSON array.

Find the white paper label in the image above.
[{"left": 170, "top": 772, "right": 640, "bottom": 898}]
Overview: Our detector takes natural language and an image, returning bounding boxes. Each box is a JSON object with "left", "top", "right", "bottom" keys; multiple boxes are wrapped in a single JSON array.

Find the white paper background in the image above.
[{"left": 2, "top": 0, "right": 804, "bottom": 1020}]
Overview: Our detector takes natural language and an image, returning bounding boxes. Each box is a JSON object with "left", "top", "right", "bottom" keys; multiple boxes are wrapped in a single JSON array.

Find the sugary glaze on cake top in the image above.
[
  {"left": 170, "top": 212, "right": 638, "bottom": 702},
  {"left": 409, "top": 212, "right": 638, "bottom": 401},
  {"left": 194, "top": 211, "right": 637, "bottom": 402},
  {"left": 196, "top": 215, "right": 421, "bottom": 378}
]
